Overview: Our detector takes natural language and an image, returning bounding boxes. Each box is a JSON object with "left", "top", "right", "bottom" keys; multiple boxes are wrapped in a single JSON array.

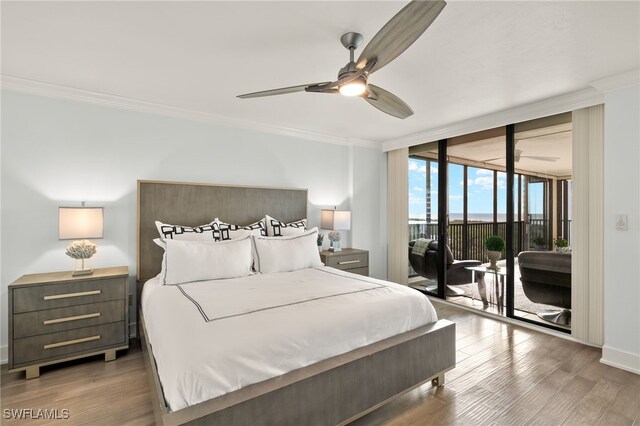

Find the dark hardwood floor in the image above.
[{"left": 2, "top": 300, "right": 638, "bottom": 425}]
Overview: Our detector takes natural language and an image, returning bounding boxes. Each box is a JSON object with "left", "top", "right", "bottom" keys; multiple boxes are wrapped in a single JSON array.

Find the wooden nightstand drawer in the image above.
[
  {"left": 320, "top": 248, "right": 370, "bottom": 277},
  {"left": 13, "top": 300, "right": 126, "bottom": 339},
  {"left": 12, "top": 321, "right": 126, "bottom": 367},
  {"left": 13, "top": 277, "right": 125, "bottom": 313},
  {"left": 324, "top": 253, "right": 368, "bottom": 269}
]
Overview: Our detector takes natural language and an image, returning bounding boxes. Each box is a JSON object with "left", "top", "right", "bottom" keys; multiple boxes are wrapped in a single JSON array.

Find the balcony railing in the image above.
[{"left": 408, "top": 221, "right": 527, "bottom": 264}]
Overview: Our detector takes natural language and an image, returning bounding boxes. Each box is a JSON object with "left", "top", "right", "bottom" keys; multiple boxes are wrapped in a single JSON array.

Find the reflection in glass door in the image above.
[
  {"left": 512, "top": 113, "right": 573, "bottom": 332},
  {"left": 407, "top": 142, "right": 441, "bottom": 297}
]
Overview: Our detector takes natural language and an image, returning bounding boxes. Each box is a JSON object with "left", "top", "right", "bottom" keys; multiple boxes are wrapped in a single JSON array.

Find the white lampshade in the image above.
[
  {"left": 321, "top": 210, "right": 351, "bottom": 231},
  {"left": 59, "top": 207, "right": 104, "bottom": 240}
]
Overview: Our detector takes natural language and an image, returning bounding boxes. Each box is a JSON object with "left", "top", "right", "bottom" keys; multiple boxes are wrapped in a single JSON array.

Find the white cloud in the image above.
[
  {"left": 413, "top": 186, "right": 423, "bottom": 192},
  {"left": 409, "top": 193, "right": 425, "bottom": 205},
  {"left": 408, "top": 162, "right": 426, "bottom": 175},
  {"left": 408, "top": 161, "right": 438, "bottom": 177},
  {"left": 470, "top": 176, "right": 493, "bottom": 190},
  {"left": 476, "top": 169, "right": 493, "bottom": 176},
  {"left": 450, "top": 195, "right": 463, "bottom": 200},
  {"left": 465, "top": 172, "right": 507, "bottom": 191}
]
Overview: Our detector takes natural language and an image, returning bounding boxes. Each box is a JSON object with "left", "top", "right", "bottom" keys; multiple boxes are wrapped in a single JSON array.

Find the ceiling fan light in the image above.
[{"left": 339, "top": 78, "right": 367, "bottom": 96}]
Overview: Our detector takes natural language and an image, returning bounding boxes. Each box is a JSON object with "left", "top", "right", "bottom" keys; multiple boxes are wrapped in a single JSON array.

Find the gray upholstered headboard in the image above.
[{"left": 136, "top": 180, "right": 308, "bottom": 282}]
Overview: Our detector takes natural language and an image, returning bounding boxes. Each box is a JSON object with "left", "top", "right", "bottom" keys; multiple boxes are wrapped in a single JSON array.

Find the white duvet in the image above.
[{"left": 141, "top": 266, "right": 438, "bottom": 411}]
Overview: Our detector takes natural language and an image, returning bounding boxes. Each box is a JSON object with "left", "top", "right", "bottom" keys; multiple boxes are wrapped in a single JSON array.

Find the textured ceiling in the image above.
[{"left": 1, "top": 1, "right": 639, "bottom": 143}]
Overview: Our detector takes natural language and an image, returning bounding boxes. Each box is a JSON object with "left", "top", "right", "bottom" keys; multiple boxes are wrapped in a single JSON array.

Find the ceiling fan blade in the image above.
[
  {"left": 356, "top": 0, "right": 446, "bottom": 74},
  {"left": 364, "top": 84, "right": 413, "bottom": 119},
  {"left": 484, "top": 156, "right": 506, "bottom": 163},
  {"left": 237, "top": 82, "right": 331, "bottom": 99},
  {"left": 521, "top": 156, "right": 560, "bottom": 162}
]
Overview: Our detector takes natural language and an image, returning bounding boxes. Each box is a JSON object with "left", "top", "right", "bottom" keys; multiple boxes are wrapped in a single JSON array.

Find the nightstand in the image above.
[
  {"left": 8, "top": 266, "right": 129, "bottom": 379},
  {"left": 320, "top": 248, "right": 369, "bottom": 276}
]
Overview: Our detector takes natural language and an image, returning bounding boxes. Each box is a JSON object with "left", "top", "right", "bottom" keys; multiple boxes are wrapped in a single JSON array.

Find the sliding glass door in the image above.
[{"left": 407, "top": 113, "right": 573, "bottom": 333}]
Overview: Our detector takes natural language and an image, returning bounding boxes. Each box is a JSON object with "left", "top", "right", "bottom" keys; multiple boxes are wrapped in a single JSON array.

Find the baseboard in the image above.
[{"left": 601, "top": 345, "right": 640, "bottom": 375}]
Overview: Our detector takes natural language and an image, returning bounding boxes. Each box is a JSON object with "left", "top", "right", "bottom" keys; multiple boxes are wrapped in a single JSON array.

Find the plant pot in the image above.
[{"left": 487, "top": 251, "right": 501, "bottom": 270}]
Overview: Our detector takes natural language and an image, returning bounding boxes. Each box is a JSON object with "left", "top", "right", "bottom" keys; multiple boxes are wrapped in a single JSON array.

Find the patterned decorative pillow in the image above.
[
  {"left": 154, "top": 220, "right": 220, "bottom": 241},
  {"left": 265, "top": 214, "right": 307, "bottom": 237},
  {"left": 215, "top": 218, "right": 267, "bottom": 240}
]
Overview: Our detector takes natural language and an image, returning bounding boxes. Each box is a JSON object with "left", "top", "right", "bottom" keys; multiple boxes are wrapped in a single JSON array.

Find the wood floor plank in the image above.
[
  {"left": 2, "top": 299, "right": 638, "bottom": 426},
  {"left": 561, "top": 377, "right": 623, "bottom": 425}
]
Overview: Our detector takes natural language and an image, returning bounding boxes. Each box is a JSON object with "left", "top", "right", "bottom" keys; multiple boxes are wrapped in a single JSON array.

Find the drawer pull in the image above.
[
  {"left": 338, "top": 260, "right": 361, "bottom": 265},
  {"left": 43, "top": 312, "right": 101, "bottom": 325},
  {"left": 44, "top": 335, "right": 101, "bottom": 349},
  {"left": 44, "top": 290, "right": 101, "bottom": 300}
]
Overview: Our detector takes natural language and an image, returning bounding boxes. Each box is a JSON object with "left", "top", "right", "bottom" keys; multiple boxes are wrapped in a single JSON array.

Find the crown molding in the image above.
[
  {"left": 591, "top": 69, "right": 640, "bottom": 93},
  {"left": 0, "top": 75, "right": 382, "bottom": 150},
  {"left": 382, "top": 87, "right": 604, "bottom": 152}
]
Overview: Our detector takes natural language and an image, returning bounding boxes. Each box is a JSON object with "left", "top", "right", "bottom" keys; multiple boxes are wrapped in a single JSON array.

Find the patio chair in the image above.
[
  {"left": 518, "top": 251, "right": 571, "bottom": 326},
  {"left": 409, "top": 239, "right": 487, "bottom": 304}
]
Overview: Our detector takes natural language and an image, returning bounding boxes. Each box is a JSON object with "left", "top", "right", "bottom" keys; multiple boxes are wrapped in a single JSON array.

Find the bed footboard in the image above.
[{"left": 140, "top": 313, "right": 455, "bottom": 426}]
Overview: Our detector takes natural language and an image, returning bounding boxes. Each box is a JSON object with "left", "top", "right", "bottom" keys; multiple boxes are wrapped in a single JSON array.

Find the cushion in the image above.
[
  {"left": 265, "top": 214, "right": 307, "bottom": 237},
  {"left": 427, "top": 240, "right": 455, "bottom": 265},
  {"left": 252, "top": 228, "right": 323, "bottom": 274},
  {"left": 215, "top": 218, "right": 267, "bottom": 240},
  {"left": 160, "top": 237, "right": 253, "bottom": 285},
  {"left": 155, "top": 220, "right": 220, "bottom": 241}
]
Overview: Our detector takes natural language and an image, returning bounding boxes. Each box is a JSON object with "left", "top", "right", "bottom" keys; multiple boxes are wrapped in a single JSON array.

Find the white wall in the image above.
[
  {"left": 602, "top": 84, "right": 640, "bottom": 374},
  {"left": 0, "top": 90, "right": 386, "bottom": 361},
  {"left": 351, "top": 146, "right": 388, "bottom": 279}
]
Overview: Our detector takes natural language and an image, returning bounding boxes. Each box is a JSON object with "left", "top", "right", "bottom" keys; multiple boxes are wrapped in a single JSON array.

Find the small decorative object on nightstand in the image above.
[
  {"left": 321, "top": 209, "right": 351, "bottom": 252},
  {"left": 320, "top": 248, "right": 369, "bottom": 276},
  {"left": 59, "top": 203, "right": 104, "bottom": 276},
  {"left": 8, "top": 266, "right": 129, "bottom": 379}
]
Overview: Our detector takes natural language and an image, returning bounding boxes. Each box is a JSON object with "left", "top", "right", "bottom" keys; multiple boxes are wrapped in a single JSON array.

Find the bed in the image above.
[{"left": 137, "top": 180, "right": 455, "bottom": 425}]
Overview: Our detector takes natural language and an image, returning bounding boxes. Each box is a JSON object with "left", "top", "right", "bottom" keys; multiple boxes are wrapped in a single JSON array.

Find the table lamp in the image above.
[
  {"left": 59, "top": 204, "right": 103, "bottom": 276},
  {"left": 321, "top": 209, "right": 351, "bottom": 252}
]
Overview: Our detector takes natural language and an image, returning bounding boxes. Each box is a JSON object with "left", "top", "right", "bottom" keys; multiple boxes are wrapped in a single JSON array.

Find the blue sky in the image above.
[{"left": 409, "top": 157, "right": 543, "bottom": 220}]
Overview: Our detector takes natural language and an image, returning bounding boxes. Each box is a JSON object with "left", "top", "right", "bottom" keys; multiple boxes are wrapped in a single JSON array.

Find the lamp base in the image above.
[
  {"left": 72, "top": 258, "right": 93, "bottom": 276},
  {"left": 72, "top": 268, "right": 94, "bottom": 277},
  {"left": 329, "top": 236, "right": 342, "bottom": 252}
]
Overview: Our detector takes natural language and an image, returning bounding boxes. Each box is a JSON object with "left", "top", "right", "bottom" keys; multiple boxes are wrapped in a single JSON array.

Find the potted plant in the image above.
[
  {"left": 317, "top": 233, "right": 324, "bottom": 252},
  {"left": 554, "top": 237, "right": 570, "bottom": 253},
  {"left": 484, "top": 235, "right": 505, "bottom": 270}
]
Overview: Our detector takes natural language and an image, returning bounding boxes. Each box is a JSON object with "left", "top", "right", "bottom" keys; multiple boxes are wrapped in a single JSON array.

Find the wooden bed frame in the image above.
[{"left": 136, "top": 180, "right": 456, "bottom": 425}]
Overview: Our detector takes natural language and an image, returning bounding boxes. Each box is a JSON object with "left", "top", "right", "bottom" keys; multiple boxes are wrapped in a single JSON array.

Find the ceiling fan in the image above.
[
  {"left": 236, "top": 0, "right": 447, "bottom": 119},
  {"left": 485, "top": 148, "right": 560, "bottom": 163}
]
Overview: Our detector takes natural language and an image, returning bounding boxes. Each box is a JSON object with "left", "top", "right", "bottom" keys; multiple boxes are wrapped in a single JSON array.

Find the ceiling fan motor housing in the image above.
[{"left": 340, "top": 32, "right": 364, "bottom": 50}]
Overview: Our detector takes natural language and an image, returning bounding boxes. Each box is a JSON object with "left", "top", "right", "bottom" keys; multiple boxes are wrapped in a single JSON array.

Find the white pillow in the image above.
[
  {"left": 155, "top": 220, "right": 220, "bottom": 241},
  {"left": 161, "top": 237, "right": 253, "bottom": 285},
  {"left": 265, "top": 214, "right": 307, "bottom": 237},
  {"left": 153, "top": 238, "right": 168, "bottom": 277},
  {"left": 215, "top": 218, "right": 266, "bottom": 240},
  {"left": 252, "top": 228, "right": 323, "bottom": 274}
]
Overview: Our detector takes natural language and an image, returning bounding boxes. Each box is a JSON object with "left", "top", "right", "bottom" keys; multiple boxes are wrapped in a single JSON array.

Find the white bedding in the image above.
[{"left": 141, "top": 266, "right": 438, "bottom": 411}]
